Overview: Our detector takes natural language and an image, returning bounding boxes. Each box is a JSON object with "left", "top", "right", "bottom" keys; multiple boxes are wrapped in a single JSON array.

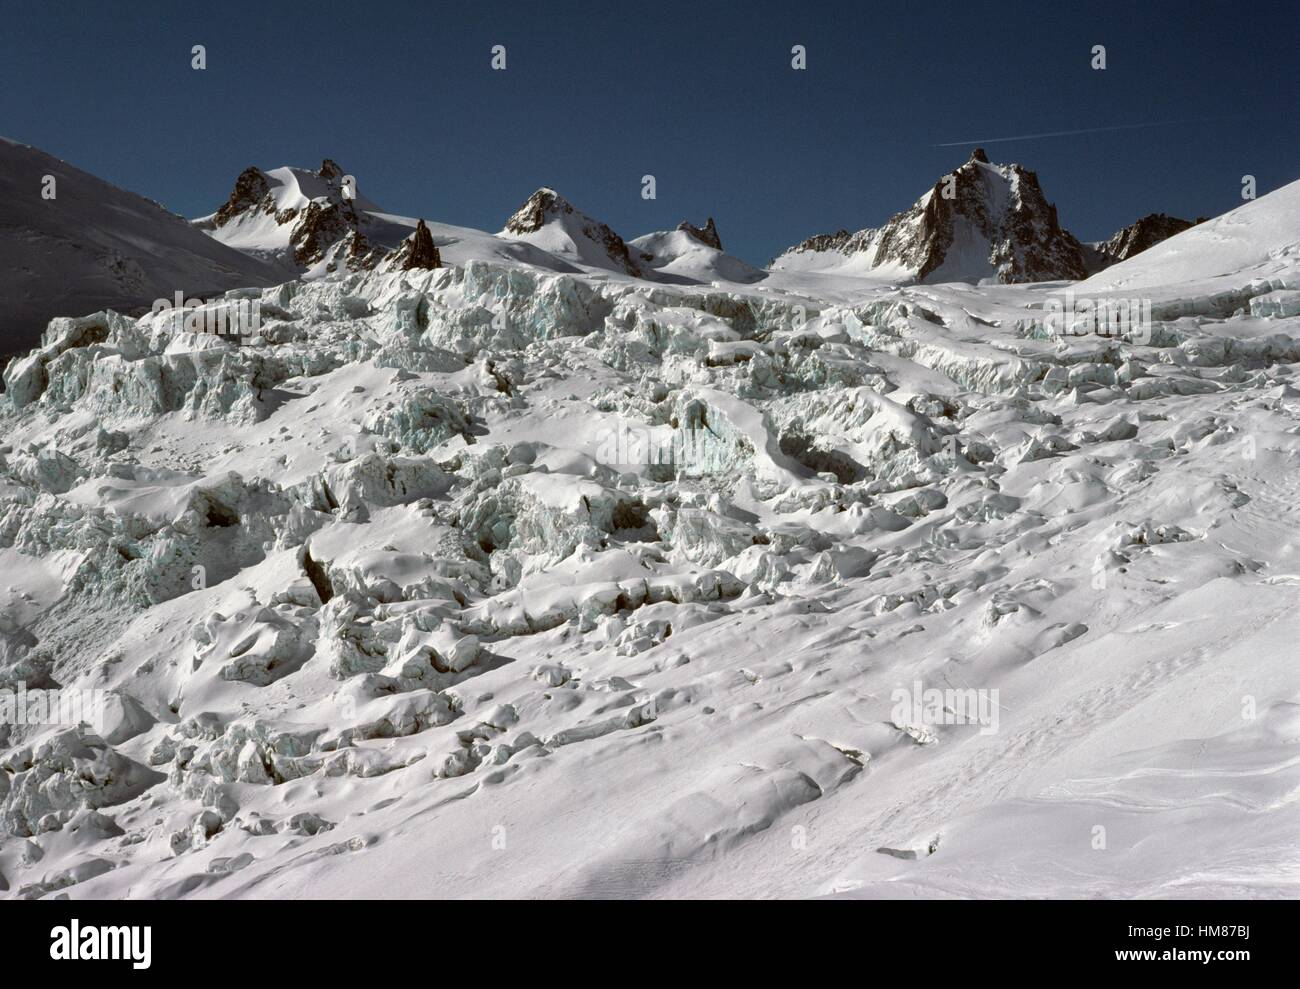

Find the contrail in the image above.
[{"left": 933, "top": 117, "right": 1241, "bottom": 148}]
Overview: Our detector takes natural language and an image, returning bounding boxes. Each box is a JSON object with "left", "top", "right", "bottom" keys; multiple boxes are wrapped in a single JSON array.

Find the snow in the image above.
[
  {"left": 1079, "top": 178, "right": 1300, "bottom": 293},
  {"left": 1, "top": 153, "right": 1299, "bottom": 900},
  {"left": 629, "top": 229, "right": 766, "bottom": 284},
  {"left": 0, "top": 139, "right": 285, "bottom": 359},
  {"left": 497, "top": 188, "right": 630, "bottom": 272}
]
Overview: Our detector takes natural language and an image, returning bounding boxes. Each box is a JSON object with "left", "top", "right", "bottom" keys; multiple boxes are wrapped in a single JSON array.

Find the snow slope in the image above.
[
  {"left": 499, "top": 187, "right": 646, "bottom": 276},
  {"left": 629, "top": 228, "right": 766, "bottom": 284},
  {"left": 1079, "top": 177, "right": 1300, "bottom": 292},
  {"left": 1, "top": 165, "right": 1299, "bottom": 901},
  {"left": 0, "top": 139, "right": 285, "bottom": 360}
]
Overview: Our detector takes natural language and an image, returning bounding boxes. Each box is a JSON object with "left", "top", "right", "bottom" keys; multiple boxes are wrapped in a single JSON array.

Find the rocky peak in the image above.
[
  {"left": 212, "top": 159, "right": 355, "bottom": 233},
  {"left": 206, "top": 158, "right": 392, "bottom": 271},
  {"left": 213, "top": 167, "right": 273, "bottom": 226},
  {"left": 290, "top": 198, "right": 364, "bottom": 266},
  {"left": 677, "top": 217, "right": 723, "bottom": 251},
  {"left": 773, "top": 151, "right": 1089, "bottom": 282},
  {"left": 503, "top": 188, "right": 570, "bottom": 235},
  {"left": 1096, "top": 212, "right": 1200, "bottom": 265},
  {"left": 397, "top": 219, "right": 442, "bottom": 270},
  {"left": 503, "top": 188, "right": 641, "bottom": 276}
]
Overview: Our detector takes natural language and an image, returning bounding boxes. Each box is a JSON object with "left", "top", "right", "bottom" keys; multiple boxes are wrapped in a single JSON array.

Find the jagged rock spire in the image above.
[
  {"left": 401, "top": 219, "right": 442, "bottom": 270},
  {"left": 678, "top": 217, "right": 722, "bottom": 251}
]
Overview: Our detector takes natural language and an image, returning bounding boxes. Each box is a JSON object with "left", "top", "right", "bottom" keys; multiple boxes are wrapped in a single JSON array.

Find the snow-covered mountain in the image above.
[
  {"left": 192, "top": 159, "right": 413, "bottom": 276},
  {"left": 2, "top": 138, "right": 1299, "bottom": 900},
  {"left": 195, "top": 164, "right": 621, "bottom": 279},
  {"left": 0, "top": 139, "right": 284, "bottom": 359},
  {"left": 773, "top": 148, "right": 1090, "bottom": 283},
  {"left": 497, "top": 191, "right": 767, "bottom": 285},
  {"left": 499, "top": 187, "right": 647, "bottom": 276},
  {"left": 772, "top": 149, "right": 1195, "bottom": 285},
  {"left": 630, "top": 218, "right": 765, "bottom": 285},
  {"left": 195, "top": 165, "right": 748, "bottom": 285}
]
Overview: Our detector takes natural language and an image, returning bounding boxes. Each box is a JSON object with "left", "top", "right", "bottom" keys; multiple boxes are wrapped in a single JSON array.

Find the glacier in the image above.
[{"left": 1, "top": 175, "right": 1299, "bottom": 900}]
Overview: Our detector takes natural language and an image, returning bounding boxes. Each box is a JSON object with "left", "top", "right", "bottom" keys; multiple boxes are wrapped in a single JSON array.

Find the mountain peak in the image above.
[
  {"left": 677, "top": 217, "right": 722, "bottom": 251},
  {"left": 503, "top": 188, "right": 575, "bottom": 235},
  {"left": 775, "top": 150, "right": 1086, "bottom": 283},
  {"left": 501, "top": 188, "right": 641, "bottom": 276},
  {"left": 214, "top": 166, "right": 272, "bottom": 226},
  {"left": 200, "top": 159, "right": 401, "bottom": 273}
]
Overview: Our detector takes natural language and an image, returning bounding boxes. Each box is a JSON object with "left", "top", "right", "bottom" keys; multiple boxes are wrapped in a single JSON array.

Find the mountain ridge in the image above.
[{"left": 0, "top": 138, "right": 285, "bottom": 359}]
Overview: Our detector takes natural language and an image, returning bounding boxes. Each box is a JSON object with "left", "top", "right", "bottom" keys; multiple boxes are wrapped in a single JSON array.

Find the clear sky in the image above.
[{"left": 2, "top": 0, "right": 1296, "bottom": 264}]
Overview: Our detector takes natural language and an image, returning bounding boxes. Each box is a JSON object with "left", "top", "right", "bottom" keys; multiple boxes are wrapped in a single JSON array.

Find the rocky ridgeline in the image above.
[
  {"left": 206, "top": 159, "right": 438, "bottom": 274},
  {"left": 776, "top": 149, "right": 1197, "bottom": 283},
  {"left": 1092, "top": 212, "right": 1201, "bottom": 266},
  {"left": 203, "top": 151, "right": 1197, "bottom": 290}
]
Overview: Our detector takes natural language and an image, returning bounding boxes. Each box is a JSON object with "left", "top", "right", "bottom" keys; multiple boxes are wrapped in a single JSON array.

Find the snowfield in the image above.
[
  {"left": 0, "top": 139, "right": 286, "bottom": 360},
  {"left": 1, "top": 174, "right": 1298, "bottom": 900}
]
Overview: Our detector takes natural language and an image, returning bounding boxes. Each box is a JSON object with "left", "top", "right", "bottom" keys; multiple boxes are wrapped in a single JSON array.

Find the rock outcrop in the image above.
[
  {"left": 502, "top": 188, "right": 643, "bottom": 276},
  {"left": 394, "top": 219, "right": 442, "bottom": 270},
  {"left": 677, "top": 217, "right": 723, "bottom": 251},
  {"left": 1093, "top": 212, "right": 1201, "bottom": 267}
]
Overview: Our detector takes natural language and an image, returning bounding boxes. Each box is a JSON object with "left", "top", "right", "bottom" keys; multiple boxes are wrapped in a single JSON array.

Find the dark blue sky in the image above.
[{"left": 2, "top": 0, "right": 1296, "bottom": 264}]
